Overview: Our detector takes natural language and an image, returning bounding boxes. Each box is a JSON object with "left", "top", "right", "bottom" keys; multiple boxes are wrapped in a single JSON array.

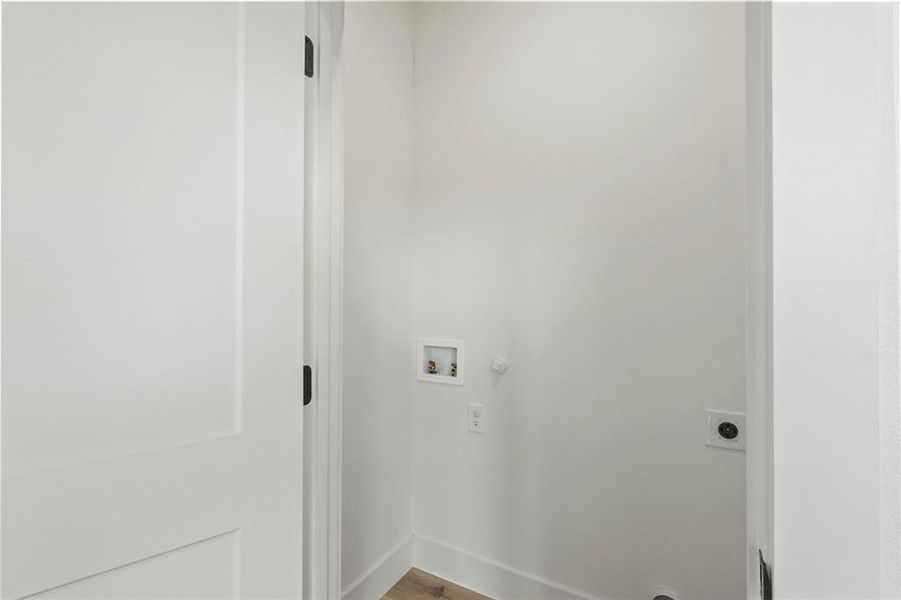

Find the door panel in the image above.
[
  {"left": 2, "top": 3, "right": 305, "bottom": 598},
  {"left": 34, "top": 532, "right": 240, "bottom": 599},
  {"left": 2, "top": 2, "right": 242, "bottom": 476}
]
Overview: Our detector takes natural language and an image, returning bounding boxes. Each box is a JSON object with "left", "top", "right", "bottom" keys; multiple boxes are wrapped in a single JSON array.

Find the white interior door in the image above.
[{"left": 2, "top": 3, "right": 306, "bottom": 597}]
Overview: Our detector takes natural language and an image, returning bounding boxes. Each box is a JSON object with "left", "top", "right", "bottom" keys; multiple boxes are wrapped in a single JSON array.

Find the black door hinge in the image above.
[
  {"left": 759, "top": 550, "right": 772, "bottom": 600},
  {"left": 303, "top": 365, "right": 312, "bottom": 405},
  {"left": 305, "top": 36, "right": 314, "bottom": 78}
]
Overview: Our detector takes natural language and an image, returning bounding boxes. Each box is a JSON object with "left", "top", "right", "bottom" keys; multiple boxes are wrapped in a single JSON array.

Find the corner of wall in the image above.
[{"left": 342, "top": 536, "right": 414, "bottom": 600}]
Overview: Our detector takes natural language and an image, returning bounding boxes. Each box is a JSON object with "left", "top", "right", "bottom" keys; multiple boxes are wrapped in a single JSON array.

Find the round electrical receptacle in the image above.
[{"left": 718, "top": 421, "right": 739, "bottom": 440}]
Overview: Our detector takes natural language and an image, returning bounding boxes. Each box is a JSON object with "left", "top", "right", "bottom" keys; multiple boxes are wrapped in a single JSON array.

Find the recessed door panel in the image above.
[{"left": 2, "top": 3, "right": 243, "bottom": 475}]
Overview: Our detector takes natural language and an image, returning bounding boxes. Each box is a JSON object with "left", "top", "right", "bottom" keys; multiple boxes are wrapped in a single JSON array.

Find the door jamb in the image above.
[
  {"left": 745, "top": 3, "right": 773, "bottom": 598},
  {"left": 308, "top": 3, "right": 345, "bottom": 599}
]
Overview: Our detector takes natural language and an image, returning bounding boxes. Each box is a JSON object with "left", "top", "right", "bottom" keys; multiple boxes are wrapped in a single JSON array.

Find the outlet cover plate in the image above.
[
  {"left": 706, "top": 409, "right": 746, "bottom": 452},
  {"left": 468, "top": 403, "right": 485, "bottom": 434}
]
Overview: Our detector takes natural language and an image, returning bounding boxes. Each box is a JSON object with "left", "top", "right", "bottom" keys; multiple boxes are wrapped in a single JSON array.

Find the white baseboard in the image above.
[
  {"left": 342, "top": 535, "right": 413, "bottom": 600},
  {"left": 341, "top": 533, "right": 600, "bottom": 600},
  {"left": 412, "top": 534, "right": 597, "bottom": 600}
]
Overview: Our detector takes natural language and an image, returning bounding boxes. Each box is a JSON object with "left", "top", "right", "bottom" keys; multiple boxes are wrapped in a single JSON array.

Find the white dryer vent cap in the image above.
[{"left": 490, "top": 356, "right": 508, "bottom": 375}]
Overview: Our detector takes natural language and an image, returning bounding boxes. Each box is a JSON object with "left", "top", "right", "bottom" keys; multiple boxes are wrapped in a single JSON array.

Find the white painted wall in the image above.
[
  {"left": 410, "top": 4, "right": 748, "bottom": 600},
  {"left": 342, "top": 2, "right": 415, "bottom": 593},
  {"left": 771, "top": 4, "right": 900, "bottom": 598}
]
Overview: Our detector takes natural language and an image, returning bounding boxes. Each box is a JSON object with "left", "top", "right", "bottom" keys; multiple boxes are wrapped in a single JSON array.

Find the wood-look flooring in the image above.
[{"left": 382, "top": 568, "right": 492, "bottom": 600}]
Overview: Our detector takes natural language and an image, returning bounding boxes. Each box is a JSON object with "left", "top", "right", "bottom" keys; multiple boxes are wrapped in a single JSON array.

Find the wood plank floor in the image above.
[{"left": 382, "top": 568, "right": 492, "bottom": 600}]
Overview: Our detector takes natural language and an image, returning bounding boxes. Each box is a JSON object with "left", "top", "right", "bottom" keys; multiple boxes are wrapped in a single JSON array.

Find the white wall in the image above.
[
  {"left": 342, "top": 2, "right": 415, "bottom": 593},
  {"left": 410, "top": 4, "right": 748, "bottom": 600},
  {"left": 772, "top": 4, "right": 900, "bottom": 598}
]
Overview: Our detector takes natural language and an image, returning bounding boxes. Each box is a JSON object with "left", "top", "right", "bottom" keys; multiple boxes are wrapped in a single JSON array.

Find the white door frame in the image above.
[
  {"left": 310, "top": 3, "right": 901, "bottom": 599},
  {"left": 316, "top": 3, "right": 777, "bottom": 598},
  {"left": 308, "top": 3, "right": 897, "bottom": 599},
  {"left": 744, "top": 3, "right": 773, "bottom": 598},
  {"left": 307, "top": 3, "right": 345, "bottom": 599},
  {"left": 754, "top": 3, "right": 900, "bottom": 598},
  {"left": 769, "top": 4, "right": 899, "bottom": 597}
]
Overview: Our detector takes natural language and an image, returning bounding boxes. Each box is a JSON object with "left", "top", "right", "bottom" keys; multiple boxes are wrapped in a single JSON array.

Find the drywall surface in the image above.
[
  {"left": 410, "top": 4, "right": 748, "bottom": 599},
  {"left": 342, "top": 2, "right": 415, "bottom": 593},
  {"left": 772, "top": 4, "right": 899, "bottom": 598}
]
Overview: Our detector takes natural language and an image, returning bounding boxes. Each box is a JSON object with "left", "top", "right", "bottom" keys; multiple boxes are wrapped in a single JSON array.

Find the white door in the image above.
[{"left": 2, "top": 3, "right": 306, "bottom": 598}]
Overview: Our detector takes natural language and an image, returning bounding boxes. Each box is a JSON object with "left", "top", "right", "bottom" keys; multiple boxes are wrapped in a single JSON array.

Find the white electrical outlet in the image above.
[
  {"left": 468, "top": 403, "right": 485, "bottom": 434},
  {"left": 706, "top": 409, "right": 746, "bottom": 452}
]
